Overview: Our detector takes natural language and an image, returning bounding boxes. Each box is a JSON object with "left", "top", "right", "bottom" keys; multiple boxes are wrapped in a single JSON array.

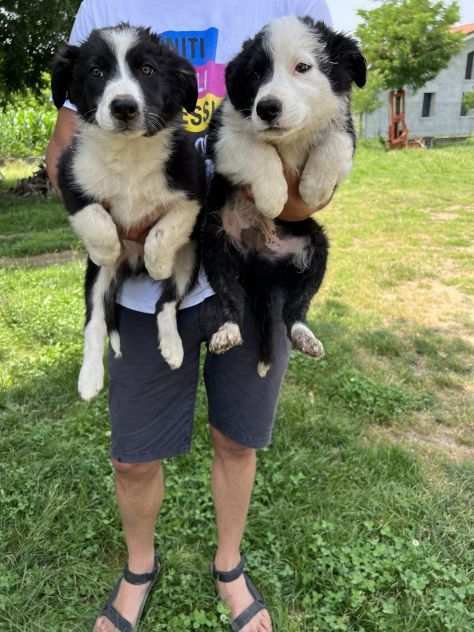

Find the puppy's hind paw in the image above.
[
  {"left": 291, "top": 323, "right": 325, "bottom": 359},
  {"left": 257, "top": 362, "right": 271, "bottom": 378},
  {"left": 159, "top": 334, "right": 184, "bottom": 370},
  {"left": 78, "top": 362, "right": 104, "bottom": 401},
  {"left": 209, "top": 322, "right": 243, "bottom": 354}
]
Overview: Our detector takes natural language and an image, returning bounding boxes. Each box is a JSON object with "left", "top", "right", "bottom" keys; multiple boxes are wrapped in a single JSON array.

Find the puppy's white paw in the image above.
[
  {"left": 144, "top": 229, "right": 174, "bottom": 280},
  {"left": 299, "top": 175, "right": 337, "bottom": 211},
  {"left": 252, "top": 177, "right": 288, "bottom": 219},
  {"left": 87, "top": 237, "right": 121, "bottom": 268},
  {"left": 71, "top": 204, "right": 121, "bottom": 267},
  {"left": 78, "top": 362, "right": 104, "bottom": 401},
  {"left": 110, "top": 331, "right": 122, "bottom": 359},
  {"left": 209, "top": 322, "right": 243, "bottom": 354},
  {"left": 291, "top": 323, "right": 325, "bottom": 359},
  {"left": 257, "top": 362, "right": 271, "bottom": 378},
  {"left": 159, "top": 334, "right": 184, "bottom": 370}
]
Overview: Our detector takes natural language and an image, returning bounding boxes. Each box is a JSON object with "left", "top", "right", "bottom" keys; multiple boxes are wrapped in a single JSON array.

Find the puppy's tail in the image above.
[{"left": 255, "top": 290, "right": 283, "bottom": 379}]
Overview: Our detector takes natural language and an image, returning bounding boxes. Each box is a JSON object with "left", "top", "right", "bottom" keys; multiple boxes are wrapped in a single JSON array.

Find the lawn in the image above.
[{"left": 0, "top": 143, "right": 473, "bottom": 631}]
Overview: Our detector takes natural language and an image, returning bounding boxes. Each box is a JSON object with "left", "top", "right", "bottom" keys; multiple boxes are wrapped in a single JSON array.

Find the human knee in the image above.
[
  {"left": 112, "top": 458, "right": 161, "bottom": 481},
  {"left": 211, "top": 427, "right": 255, "bottom": 461}
]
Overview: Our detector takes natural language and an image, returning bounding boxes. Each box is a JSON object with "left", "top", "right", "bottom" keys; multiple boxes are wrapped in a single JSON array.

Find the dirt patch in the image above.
[
  {"left": 431, "top": 212, "right": 458, "bottom": 221},
  {"left": 369, "top": 423, "right": 474, "bottom": 463},
  {"left": 383, "top": 279, "right": 474, "bottom": 344},
  {"left": 0, "top": 250, "right": 82, "bottom": 268}
]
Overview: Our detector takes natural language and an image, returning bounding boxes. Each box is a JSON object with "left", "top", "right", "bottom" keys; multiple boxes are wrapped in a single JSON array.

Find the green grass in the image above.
[
  {"left": 0, "top": 161, "right": 80, "bottom": 257},
  {"left": 1, "top": 144, "right": 474, "bottom": 631}
]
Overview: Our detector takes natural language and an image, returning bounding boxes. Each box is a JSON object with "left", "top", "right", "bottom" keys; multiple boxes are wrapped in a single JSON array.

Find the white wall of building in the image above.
[{"left": 364, "top": 34, "right": 474, "bottom": 139}]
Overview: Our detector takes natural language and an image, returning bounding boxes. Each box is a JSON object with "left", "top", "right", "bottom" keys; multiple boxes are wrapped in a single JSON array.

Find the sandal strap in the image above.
[
  {"left": 124, "top": 553, "right": 160, "bottom": 585},
  {"left": 212, "top": 555, "right": 245, "bottom": 583},
  {"left": 101, "top": 603, "right": 133, "bottom": 632},
  {"left": 231, "top": 599, "right": 266, "bottom": 632}
]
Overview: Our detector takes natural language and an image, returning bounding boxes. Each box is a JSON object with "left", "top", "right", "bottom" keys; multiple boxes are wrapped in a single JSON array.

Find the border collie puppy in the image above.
[
  {"left": 53, "top": 25, "right": 205, "bottom": 400},
  {"left": 203, "top": 16, "right": 366, "bottom": 377}
]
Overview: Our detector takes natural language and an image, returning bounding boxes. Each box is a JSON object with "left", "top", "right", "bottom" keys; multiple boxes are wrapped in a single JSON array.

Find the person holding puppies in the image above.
[{"left": 47, "top": 1, "right": 333, "bottom": 631}]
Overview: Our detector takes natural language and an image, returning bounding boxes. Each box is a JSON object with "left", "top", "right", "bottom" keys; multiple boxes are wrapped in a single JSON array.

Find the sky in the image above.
[{"left": 331, "top": 0, "right": 474, "bottom": 33}]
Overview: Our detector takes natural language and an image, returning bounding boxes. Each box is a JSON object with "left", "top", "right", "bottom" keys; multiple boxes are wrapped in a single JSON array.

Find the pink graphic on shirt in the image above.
[{"left": 196, "top": 62, "right": 227, "bottom": 99}]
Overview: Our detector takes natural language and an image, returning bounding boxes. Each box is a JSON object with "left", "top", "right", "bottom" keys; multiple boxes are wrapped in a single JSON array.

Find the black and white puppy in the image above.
[
  {"left": 203, "top": 16, "right": 367, "bottom": 377},
  {"left": 53, "top": 25, "right": 206, "bottom": 400}
]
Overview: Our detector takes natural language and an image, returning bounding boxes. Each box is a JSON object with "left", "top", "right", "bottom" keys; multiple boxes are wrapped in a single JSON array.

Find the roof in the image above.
[{"left": 451, "top": 23, "right": 474, "bottom": 35}]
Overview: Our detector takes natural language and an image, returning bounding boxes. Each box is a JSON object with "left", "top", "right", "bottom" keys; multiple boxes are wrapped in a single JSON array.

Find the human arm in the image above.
[{"left": 46, "top": 107, "right": 78, "bottom": 192}]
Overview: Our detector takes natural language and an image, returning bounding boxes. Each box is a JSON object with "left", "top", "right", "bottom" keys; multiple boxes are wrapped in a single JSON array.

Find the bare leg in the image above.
[
  {"left": 95, "top": 460, "right": 164, "bottom": 632},
  {"left": 211, "top": 428, "right": 272, "bottom": 632}
]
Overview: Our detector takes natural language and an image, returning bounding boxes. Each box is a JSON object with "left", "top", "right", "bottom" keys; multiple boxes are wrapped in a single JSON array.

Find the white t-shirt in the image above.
[{"left": 66, "top": 0, "right": 333, "bottom": 313}]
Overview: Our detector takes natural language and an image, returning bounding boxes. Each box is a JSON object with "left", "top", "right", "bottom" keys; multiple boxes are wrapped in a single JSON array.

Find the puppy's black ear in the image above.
[
  {"left": 313, "top": 21, "right": 368, "bottom": 89},
  {"left": 224, "top": 36, "right": 254, "bottom": 108},
  {"left": 347, "top": 48, "right": 367, "bottom": 88},
  {"left": 51, "top": 45, "right": 80, "bottom": 109},
  {"left": 176, "top": 56, "right": 199, "bottom": 113}
]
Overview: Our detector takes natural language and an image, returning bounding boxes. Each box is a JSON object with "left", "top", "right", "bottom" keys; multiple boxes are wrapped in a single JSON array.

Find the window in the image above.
[
  {"left": 466, "top": 51, "right": 474, "bottom": 81},
  {"left": 422, "top": 93, "right": 434, "bottom": 117}
]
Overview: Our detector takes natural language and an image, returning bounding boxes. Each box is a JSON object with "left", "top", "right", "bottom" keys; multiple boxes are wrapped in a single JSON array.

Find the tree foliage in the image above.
[
  {"left": 0, "top": 1, "right": 81, "bottom": 97},
  {"left": 356, "top": 0, "right": 464, "bottom": 91},
  {"left": 462, "top": 91, "right": 474, "bottom": 114},
  {"left": 352, "top": 70, "right": 384, "bottom": 116}
]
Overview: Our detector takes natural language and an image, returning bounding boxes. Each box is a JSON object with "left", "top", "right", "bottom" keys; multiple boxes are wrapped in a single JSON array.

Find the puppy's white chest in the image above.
[{"left": 73, "top": 128, "right": 180, "bottom": 231}]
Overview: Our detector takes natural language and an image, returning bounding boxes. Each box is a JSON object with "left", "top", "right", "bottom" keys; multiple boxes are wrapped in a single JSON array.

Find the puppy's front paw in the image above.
[
  {"left": 291, "top": 323, "right": 325, "bottom": 359},
  {"left": 71, "top": 203, "right": 121, "bottom": 267},
  {"left": 78, "top": 361, "right": 104, "bottom": 401},
  {"left": 299, "top": 175, "right": 337, "bottom": 211},
  {"left": 87, "top": 237, "right": 122, "bottom": 267},
  {"left": 252, "top": 177, "right": 288, "bottom": 219},
  {"left": 144, "top": 229, "right": 173, "bottom": 280},
  {"left": 209, "top": 322, "right": 243, "bottom": 354},
  {"left": 159, "top": 333, "right": 184, "bottom": 370}
]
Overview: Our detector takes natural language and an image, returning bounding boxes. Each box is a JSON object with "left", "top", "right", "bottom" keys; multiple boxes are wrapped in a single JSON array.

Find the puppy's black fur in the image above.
[
  {"left": 202, "top": 17, "right": 366, "bottom": 375},
  {"left": 53, "top": 25, "right": 205, "bottom": 399}
]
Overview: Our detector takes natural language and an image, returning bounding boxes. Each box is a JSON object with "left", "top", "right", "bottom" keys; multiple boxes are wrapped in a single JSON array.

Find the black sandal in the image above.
[
  {"left": 212, "top": 554, "right": 268, "bottom": 632},
  {"left": 97, "top": 553, "right": 161, "bottom": 632}
]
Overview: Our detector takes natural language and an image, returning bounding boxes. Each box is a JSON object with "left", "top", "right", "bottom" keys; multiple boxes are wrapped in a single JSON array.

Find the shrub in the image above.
[{"left": 0, "top": 75, "right": 56, "bottom": 159}]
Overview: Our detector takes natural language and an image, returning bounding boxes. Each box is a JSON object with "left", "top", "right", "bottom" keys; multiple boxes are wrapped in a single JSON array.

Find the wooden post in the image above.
[{"left": 388, "top": 89, "right": 409, "bottom": 149}]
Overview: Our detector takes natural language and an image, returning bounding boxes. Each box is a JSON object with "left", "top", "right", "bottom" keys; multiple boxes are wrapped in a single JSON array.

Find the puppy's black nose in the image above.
[
  {"left": 110, "top": 97, "right": 139, "bottom": 121},
  {"left": 256, "top": 98, "right": 282, "bottom": 124}
]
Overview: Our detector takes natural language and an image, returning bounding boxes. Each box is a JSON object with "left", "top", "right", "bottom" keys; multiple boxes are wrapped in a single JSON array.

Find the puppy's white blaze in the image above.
[
  {"left": 252, "top": 16, "right": 342, "bottom": 138},
  {"left": 78, "top": 266, "right": 115, "bottom": 400},
  {"left": 96, "top": 28, "right": 145, "bottom": 131},
  {"left": 157, "top": 301, "right": 184, "bottom": 370}
]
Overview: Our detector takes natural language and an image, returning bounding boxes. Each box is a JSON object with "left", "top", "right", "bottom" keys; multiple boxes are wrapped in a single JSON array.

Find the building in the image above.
[{"left": 364, "top": 24, "right": 474, "bottom": 141}]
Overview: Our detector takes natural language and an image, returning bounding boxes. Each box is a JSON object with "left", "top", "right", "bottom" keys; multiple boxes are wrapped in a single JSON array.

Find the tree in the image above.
[
  {"left": 356, "top": 0, "right": 464, "bottom": 92},
  {"left": 462, "top": 91, "right": 474, "bottom": 115},
  {"left": 352, "top": 70, "right": 384, "bottom": 138},
  {"left": 0, "top": 1, "right": 81, "bottom": 97}
]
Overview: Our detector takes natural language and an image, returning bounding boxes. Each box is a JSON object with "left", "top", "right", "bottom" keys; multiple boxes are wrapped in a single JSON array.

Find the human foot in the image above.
[
  {"left": 214, "top": 556, "right": 272, "bottom": 632},
  {"left": 94, "top": 556, "right": 160, "bottom": 632},
  {"left": 94, "top": 579, "right": 151, "bottom": 631}
]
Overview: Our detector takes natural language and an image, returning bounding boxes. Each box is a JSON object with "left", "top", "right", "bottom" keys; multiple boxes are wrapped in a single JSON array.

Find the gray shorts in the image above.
[{"left": 108, "top": 296, "right": 290, "bottom": 463}]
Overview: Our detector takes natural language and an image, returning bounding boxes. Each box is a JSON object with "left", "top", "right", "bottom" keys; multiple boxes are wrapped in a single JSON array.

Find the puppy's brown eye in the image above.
[
  {"left": 295, "top": 63, "right": 312, "bottom": 74},
  {"left": 142, "top": 64, "right": 155, "bottom": 76},
  {"left": 90, "top": 67, "right": 104, "bottom": 78}
]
